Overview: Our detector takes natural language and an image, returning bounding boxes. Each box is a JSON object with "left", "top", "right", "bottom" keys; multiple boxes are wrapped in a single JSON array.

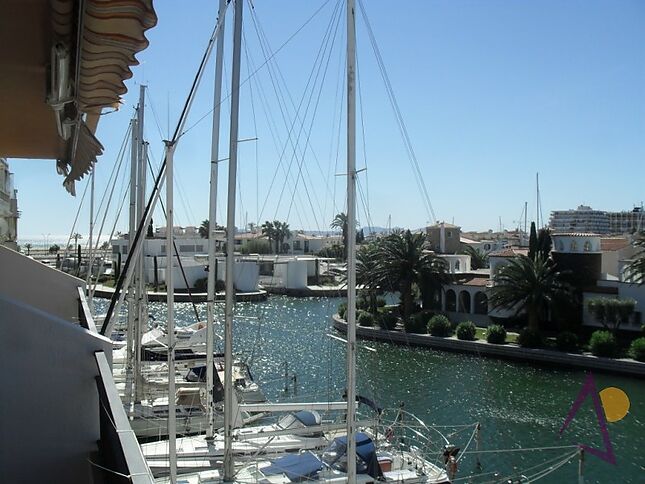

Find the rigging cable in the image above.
[{"left": 357, "top": 0, "right": 437, "bottom": 224}]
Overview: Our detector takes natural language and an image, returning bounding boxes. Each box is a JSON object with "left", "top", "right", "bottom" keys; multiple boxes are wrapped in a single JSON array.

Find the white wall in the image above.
[{"left": 0, "top": 245, "right": 85, "bottom": 322}]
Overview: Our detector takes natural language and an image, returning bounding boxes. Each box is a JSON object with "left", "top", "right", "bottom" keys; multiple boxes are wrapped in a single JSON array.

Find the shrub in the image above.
[
  {"left": 357, "top": 296, "right": 370, "bottom": 311},
  {"left": 357, "top": 310, "right": 375, "bottom": 327},
  {"left": 486, "top": 324, "right": 507, "bottom": 344},
  {"left": 629, "top": 337, "right": 645, "bottom": 362},
  {"left": 378, "top": 312, "right": 398, "bottom": 330},
  {"left": 427, "top": 315, "right": 452, "bottom": 337},
  {"left": 589, "top": 330, "right": 618, "bottom": 358},
  {"left": 239, "top": 239, "right": 272, "bottom": 254},
  {"left": 338, "top": 302, "right": 347, "bottom": 320},
  {"left": 517, "top": 328, "right": 544, "bottom": 348},
  {"left": 456, "top": 321, "right": 477, "bottom": 341},
  {"left": 405, "top": 311, "right": 433, "bottom": 333},
  {"left": 556, "top": 331, "right": 579, "bottom": 353}
]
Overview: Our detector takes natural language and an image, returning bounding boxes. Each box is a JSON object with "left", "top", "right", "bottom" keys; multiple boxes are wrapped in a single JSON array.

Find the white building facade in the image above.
[{"left": 0, "top": 159, "right": 19, "bottom": 250}]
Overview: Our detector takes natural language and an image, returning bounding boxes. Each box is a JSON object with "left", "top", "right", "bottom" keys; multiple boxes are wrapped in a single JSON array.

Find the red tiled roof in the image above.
[{"left": 452, "top": 275, "right": 490, "bottom": 287}]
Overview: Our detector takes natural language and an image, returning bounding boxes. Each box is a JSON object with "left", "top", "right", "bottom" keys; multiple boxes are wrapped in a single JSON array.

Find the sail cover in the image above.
[{"left": 263, "top": 452, "right": 323, "bottom": 481}]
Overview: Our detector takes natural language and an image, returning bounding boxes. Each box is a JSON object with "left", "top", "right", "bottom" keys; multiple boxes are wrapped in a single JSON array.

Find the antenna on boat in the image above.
[
  {"left": 345, "top": 0, "right": 358, "bottom": 480},
  {"left": 223, "top": 0, "right": 244, "bottom": 480},
  {"left": 206, "top": 0, "right": 227, "bottom": 442}
]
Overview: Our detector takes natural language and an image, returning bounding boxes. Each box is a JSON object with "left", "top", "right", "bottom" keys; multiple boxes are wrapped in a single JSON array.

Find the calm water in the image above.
[{"left": 97, "top": 296, "right": 644, "bottom": 483}]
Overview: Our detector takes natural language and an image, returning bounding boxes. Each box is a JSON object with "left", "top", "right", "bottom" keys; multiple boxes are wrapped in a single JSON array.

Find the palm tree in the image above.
[
  {"left": 24, "top": 243, "right": 32, "bottom": 256},
  {"left": 274, "top": 221, "right": 291, "bottom": 254},
  {"left": 463, "top": 245, "right": 488, "bottom": 269},
  {"left": 199, "top": 220, "right": 209, "bottom": 238},
  {"left": 376, "top": 230, "right": 448, "bottom": 320},
  {"left": 261, "top": 221, "right": 278, "bottom": 253},
  {"left": 331, "top": 212, "right": 350, "bottom": 260},
  {"left": 356, "top": 243, "right": 383, "bottom": 314},
  {"left": 626, "top": 233, "right": 645, "bottom": 284},
  {"left": 488, "top": 254, "right": 570, "bottom": 332}
]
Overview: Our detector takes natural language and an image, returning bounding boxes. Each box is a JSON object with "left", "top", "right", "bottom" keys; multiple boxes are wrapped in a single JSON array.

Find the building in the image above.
[
  {"left": 426, "top": 222, "right": 461, "bottom": 254},
  {"left": 599, "top": 237, "right": 636, "bottom": 278},
  {"left": 549, "top": 205, "right": 610, "bottom": 234},
  {"left": 607, "top": 207, "right": 644, "bottom": 234},
  {"left": 0, "top": 158, "right": 19, "bottom": 250},
  {"left": 233, "top": 230, "right": 341, "bottom": 256}
]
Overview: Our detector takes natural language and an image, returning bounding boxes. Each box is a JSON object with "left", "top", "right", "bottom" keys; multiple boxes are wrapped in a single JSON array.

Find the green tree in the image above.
[
  {"left": 274, "top": 221, "right": 291, "bottom": 254},
  {"left": 356, "top": 243, "right": 382, "bottom": 314},
  {"left": 199, "top": 219, "right": 224, "bottom": 239},
  {"left": 489, "top": 254, "right": 570, "bottom": 332},
  {"left": 24, "top": 243, "right": 32, "bottom": 255},
  {"left": 375, "top": 230, "right": 448, "bottom": 320},
  {"left": 463, "top": 245, "right": 488, "bottom": 269},
  {"left": 331, "top": 212, "right": 351, "bottom": 260},
  {"left": 528, "top": 222, "right": 538, "bottom": 260},
  {"left": 48, "top": 244, "right": 60, "bottom": 254},
  {"left": 261, "top": 221, "right": 278, "bottom": 253},
  {"left": 587, "top": 298, "right": 636, "bottom": 334},
  {"left": 626, "top": 233, "right": 645, "bottom": 284}
]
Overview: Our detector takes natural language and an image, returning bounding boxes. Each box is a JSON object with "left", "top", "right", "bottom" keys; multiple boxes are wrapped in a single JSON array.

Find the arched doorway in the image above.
[
  {"left": 458, "top": 290, "right": 471, "bottom": 313},
  {"left": 445, "top": 289, "right": 456, "bottom": 312},
  {"left": 474, "top": 291, "right": 488, "bottom": 315}
]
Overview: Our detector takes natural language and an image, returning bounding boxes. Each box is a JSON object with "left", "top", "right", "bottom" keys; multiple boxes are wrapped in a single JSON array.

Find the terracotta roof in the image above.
[
  {"left": 452, "top": 274, "right": 490, "bottom": 287},
  {"left": 428, "top": 222, "right": 460, "bottom": 229},
  {"left": 488, "top": 247, "right": 530, "bottom": 258},
  {"left": 552, "top": 232, "right": 600, "bottom": 237},
  {"left": 600, "top": 237, "right": 630, "bottom": 252}
]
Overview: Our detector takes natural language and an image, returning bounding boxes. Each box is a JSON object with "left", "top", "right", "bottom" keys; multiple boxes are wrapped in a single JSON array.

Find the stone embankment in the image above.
[{"left": 332, "top": 315, "right": 645, "bottom": 378}]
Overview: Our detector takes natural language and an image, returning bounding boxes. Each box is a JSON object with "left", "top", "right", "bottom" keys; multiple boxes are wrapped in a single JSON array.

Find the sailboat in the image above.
[{"left": 151, "top": 0, "right": 453, "bottom": 482}]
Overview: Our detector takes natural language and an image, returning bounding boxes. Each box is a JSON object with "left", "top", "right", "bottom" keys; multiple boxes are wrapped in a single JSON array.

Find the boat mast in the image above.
[
  {"left": 206, "top": 0, "right": 227, "bottom": 440},
  {"left": 86, "top": 166, "right": 95, "bottom": 311},
  {"left": 165, "top": 140, "right": 177, "bottom": 483},
  {"left": 124, "top": 109, "right": 139, "bottom": 409},
  {"left": 224, "top": 0, "right": 243, "bottom": 480},
  {"left": 345, "top": 0, "right": 358, "bottom": 480},
  {"left": 135, "top": 84, "right": 146, "bottom": 403}
]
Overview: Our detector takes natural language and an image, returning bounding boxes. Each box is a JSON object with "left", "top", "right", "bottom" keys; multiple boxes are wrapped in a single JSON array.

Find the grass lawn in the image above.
[{"left": 475, "top": 327, "right": 519, "bottom": 344}]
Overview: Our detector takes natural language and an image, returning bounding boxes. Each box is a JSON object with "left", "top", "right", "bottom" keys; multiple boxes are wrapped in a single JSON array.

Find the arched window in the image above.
[
  {"left": 570, "top": 240, "right": 578, "bottom": 252},
  {"left": 474, "top": 292, "right": 488, "bottom": 314},
  {"left": 584, "top": 240, "right": 591, "bottom": 252},
  {"left": 455, "top": 260, "right": 461, "bottom": 271},
  {"left": 458, "top": 291, "right": 471, "bottom": 313},
  {"left": 445, "top": 290, "right": 456, "bottom": 312}
]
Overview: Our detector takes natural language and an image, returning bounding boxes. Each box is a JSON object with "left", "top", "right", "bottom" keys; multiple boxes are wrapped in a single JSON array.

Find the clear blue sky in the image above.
[{"left": 11, "top": 0, "right": 645, "bottom": 241}]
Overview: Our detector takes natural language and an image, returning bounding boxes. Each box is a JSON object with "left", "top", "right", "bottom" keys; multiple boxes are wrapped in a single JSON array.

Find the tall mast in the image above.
[
  {"left": 124, "top": 111, "right": 138, "bottom": 408},
  {"left": 206, "top": 0, "right": 227, "bottom": 440},
  {"left": 86, "top": 167, "right": 95, "bottom": 311},
  {"left": 345, "top": 0, "right": 357, "bottom": 480},
  {"left": 165, "top": 141, "right": 177, "bottom": 483},
  {"left": 223, "top": 0, "right": 243, "bottom": 480},
  {"left": 135, "top": 85, "right": 146, "bottom": 403},
  {"left": 536, "top": 172, "right": 540, "bottom": 228}
]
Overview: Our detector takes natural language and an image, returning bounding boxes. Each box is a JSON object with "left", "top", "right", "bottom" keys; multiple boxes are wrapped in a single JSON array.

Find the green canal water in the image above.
[{"left": 98, "top": 296, "right": 644, "bottom": 483}]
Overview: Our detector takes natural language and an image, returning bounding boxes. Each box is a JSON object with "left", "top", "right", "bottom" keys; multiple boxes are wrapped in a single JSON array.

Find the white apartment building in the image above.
[
  {"left": 0, "top": 158, "right": 19, "bottom": 250},
  {"left": 549, "top": 205, "right": 610, "bottom": 234}
]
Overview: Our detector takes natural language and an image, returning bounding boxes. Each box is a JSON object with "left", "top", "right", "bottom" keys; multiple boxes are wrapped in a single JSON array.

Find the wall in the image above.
[
  {"left": 0, "top": 245, "right": 85, "bottom": 322},
  {"left": 582, "top": 281, "right": 645, "bottom": 332},
  {"left": 0, "top": 293, "right": 113, "bottom": 483}
]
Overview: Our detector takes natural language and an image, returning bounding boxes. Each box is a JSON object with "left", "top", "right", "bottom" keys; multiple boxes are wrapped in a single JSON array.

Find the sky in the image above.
[{"left": 10, "top": 0, "right": 645, "bottom": 242}]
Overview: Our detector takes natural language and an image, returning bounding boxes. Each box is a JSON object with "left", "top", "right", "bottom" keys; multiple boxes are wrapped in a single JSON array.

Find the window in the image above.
[
  {"left": 570, "top": 240, "right": 578, "bottom": 252},
  {"left": 445, "top": 290, "right": 456, "bottom": 311},
  {"left": 122, "top": 245, "right": 128, "bottom": 254},
  {"left": 293, "top": 241, "right": 301, "bottom": 250},
  {"left": 112, "top": 245, "right": 120, "bottom": 254},
  {"left": 179, "top": 245, "right": 193, "bottom": 252},
  {"left": 455, "top": 260, "right": 461, "bottom": 271},
  {"left": 447, "top": 230, "right": 452, "bottom": 238},
  {"left": 484, "top": 243, "right": 491, "bottom": 251},
  {"left": 584, "top": 241, "right": 591, "bottom": 252},
  {"left": 161, "top": 245, "right": 166, "bottom": 254}
]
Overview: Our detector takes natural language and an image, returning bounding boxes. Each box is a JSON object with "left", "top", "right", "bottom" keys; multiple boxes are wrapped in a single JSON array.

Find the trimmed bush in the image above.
[
  {"left": 456, "top": 321, "right": 477, "bottom": 341},
  {"left": 357, "top": 310, "right": 375, "bottom": 327},
  {"left": 486, "top": 324, "right": 507, "bottom": 344},
  {"left": 378, "top": 312, "right": 398, "bottom": 330},
  {"left": 556, "top": 331, "right": 579, "bottom": 353},
  {"left": 405, "top": 311, "right": 433, "bottom": 334},
  {"left": 517, "top": 328, "right": 544, "bottom": 348},
  {"left": 338, "top": 302, "right": 347, "bottom": 320},
  {"left": 589, "top": 330, "right": 618, "bottom": 358},
  {"left": 630, "top": 337, "right": 645, "bottom": 362},
  {"left": 427, "top": 315, "right": 452, "bottom": 337}
]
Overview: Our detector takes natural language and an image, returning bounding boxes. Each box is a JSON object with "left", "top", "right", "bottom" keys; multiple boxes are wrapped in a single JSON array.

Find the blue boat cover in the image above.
[
  {"left": 263, "top": 452, "right": 323, "bottom": 481},
  {"left": 334, "top": 432, "right": 375, "bottom": 462},
  {"left": 293, "top": 410, "right": 320, "bottom": 427}
]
